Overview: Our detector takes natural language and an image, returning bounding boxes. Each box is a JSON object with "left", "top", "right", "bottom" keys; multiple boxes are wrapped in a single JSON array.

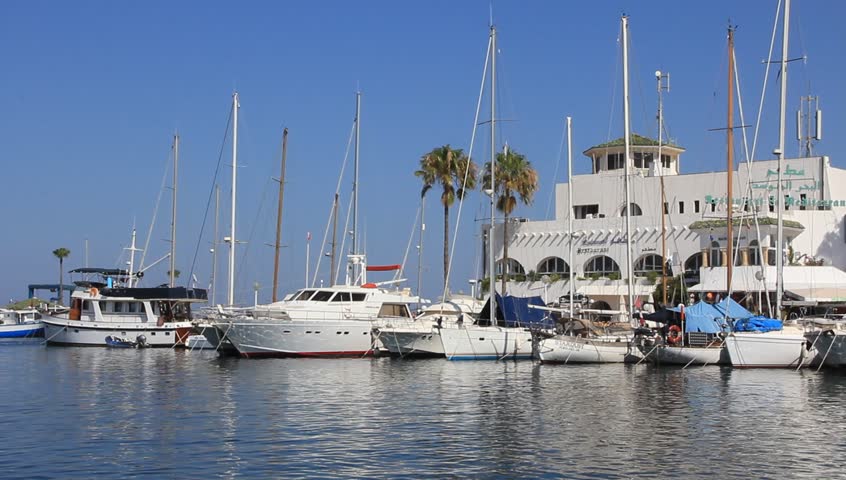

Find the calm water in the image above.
[{"left": 2, "top": 339, "right": 845, "bottom": 479}]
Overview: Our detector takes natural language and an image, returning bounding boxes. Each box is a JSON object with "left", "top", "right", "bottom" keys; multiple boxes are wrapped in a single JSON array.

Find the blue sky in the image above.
[{"left": 2, "top": 1, "right": 844, "bottom": 305}]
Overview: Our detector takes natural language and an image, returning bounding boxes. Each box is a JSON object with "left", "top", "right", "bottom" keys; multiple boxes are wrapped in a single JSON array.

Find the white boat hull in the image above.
[
  {"left": 375, "top": 326, "right": 443, "bottom": 356},
  {"left": 540, "top": 336, "right": 631, "bottom": 364},
  {"left": 439, "top": 325, "right": 536, "bottom": 360},
  {"left": 0, "top": 322, "right": 44, "bottom": 338},
  {"left": 42, "top": 317, "right": 192, "bottom": 347},
  {"left": 225, "top": 318, "right": 377, "bottom": 357},
  {"left": 726, "top": 332, "right": 813, "bottom": 368}
]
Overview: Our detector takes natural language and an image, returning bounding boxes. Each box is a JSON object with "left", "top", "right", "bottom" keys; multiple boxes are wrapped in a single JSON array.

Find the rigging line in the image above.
[
  {"left": 137, "top": 147, "right": 172, "bottom": 276},
  {"left": 605, "top": 27, "right": 622, "bottom": 144},
  {"left": 750, "top": 0, "right": 782, "bottom": 164},
  {"left": 545, "top": 119, "right": 567, "bottom": 220},
  {"left": 627, "top": 33, "right": 651, "bottom": 138},
  {"left": 395, "top": 201, "right": 422, "bottom": 282},
  {"left": 312, "top": 121, "right": 356, "bottom": 287},
  {"left": 334, "top": 190, "right": 353, "bottom": 285},
  {"left": 186, "top": 102, "right": 234, "bottom": 290},
  {"left": 235, "top": 153, "right": 276, "bottom": 291},
  {"left": 441, "top": 31, "right": 491, "bottom": 305}
]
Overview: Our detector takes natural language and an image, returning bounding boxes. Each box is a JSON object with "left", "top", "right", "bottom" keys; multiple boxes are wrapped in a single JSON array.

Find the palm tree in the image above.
[
  {"left": 482, "top": 147, "right": 538, "bottom": 294},
  {"left": 415, "top": 145, "right": 478, "bottom": 289},
  {"left": 52, "top": 247, "right": 71, "bottom": 306}
]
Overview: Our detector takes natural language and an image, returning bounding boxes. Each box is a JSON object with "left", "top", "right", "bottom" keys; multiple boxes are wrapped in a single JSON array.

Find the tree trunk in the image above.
[
  {"left": 443, "top": 203, "right": 450, "bottom": 290},
  {"left": 58, "top": 258, "right": 64, "bottom": 306},
  {"left": 501, "top": 212, "right": 508, "bottom": 295}
]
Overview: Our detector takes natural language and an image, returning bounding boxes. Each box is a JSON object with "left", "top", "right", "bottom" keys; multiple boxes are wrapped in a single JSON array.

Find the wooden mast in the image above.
[
  {"left": 727, "top": 26, "right": 735, "bottom": 294},
  {"left": 272, "top": 128, "right": 289, "bottom": 302}
]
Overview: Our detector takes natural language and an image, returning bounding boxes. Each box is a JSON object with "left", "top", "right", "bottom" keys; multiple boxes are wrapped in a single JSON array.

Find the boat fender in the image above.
[
  {"left": 667, "top": 325, "right": 682, "bottom": 344},
  {"left": 89, "top": 287, "right": 99, "bottom": 297}
]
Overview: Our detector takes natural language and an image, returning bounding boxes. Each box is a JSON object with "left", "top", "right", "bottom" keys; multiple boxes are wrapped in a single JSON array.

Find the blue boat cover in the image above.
[
  {"left": 714, "top": 298, "right": 754, "bottom": 321},
  {"left": 478, "top": 294, "right": 552, "bottom": 328},
  {"left": 732, "top": 315, "right": 783, "bottom": 332},
  {"left": 669, "top": 301, "right": 725, "bottom": 333}
]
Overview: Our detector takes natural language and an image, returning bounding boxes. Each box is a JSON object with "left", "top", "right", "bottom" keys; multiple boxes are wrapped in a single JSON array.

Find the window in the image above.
[
  {"left": 694, "top": 200, "right": 700, "bottom": 213},
  {"left": 114, "top": 302, "right": 123, "bottom": 313},
  {"left": 634, "top": 254, "right": 668, "bottom": 277},
  {"left": 584, "top": 256, "right": 620, "bottom": 277},
  {"left": 679, "top": 201, "right": 685, "bottom": 214},
  {"left": 769, "top": 196, "right": 775, "bottom": 212},
  {"left": 748, "top": 240, "right": 761, "bottom": 266},
  {"left": 607, "top": 153, "right": 625, "bottom": 170},
  {"left": 800, "top": 193, "right": 807, "bottom": 211},
  {"left": 311, "top": 291, "right": 335, "bottom": 302},
  {"left": 128, "top": 302, "right": 138, "bottom": 313},
  {"left": 379, "top": 304, "right": 411, "bottom": 318},
  {"left": 495, "top": 258, "right": 525, "bottom": 275},
  {"left": 295, "top": 290, "right": 316, "bottom": 301},
  {"left": 633, "top": 152, "right": 654, "bottom": 169},
  {"left": 82, "top": 301, "right": 92, "bottom": 312},
  {"left": 710, "top": 241, "right": 722, "bottom": 267},
  {"left": 661, "top": 154, "right": 671, "bottom": 169},
  {"left": 684, "top": 253, "right": 703, "bottom": 273},
  {"left": 593, "top": 156, "right": 600, "bottom": 173},
  {"left": 784, "top": 195, "right": 790, "bottom": 211},
  {"left": 351, "top": 293, "right": 367, "bottom": 302},
  {"left": 574, "top": 204, "right": 599, "bottom": 219},
  {"left": 621, "top": 203, "right": 643, "bottom": 217},
  {"left": 537, "top": 257, "right": 569, "bottom": 275},
  {"left": 331, "top": 292, "right": 351, "bottom": 302},
  {"left": 710, "top": 201, "right": 717, "bottom": 213}
]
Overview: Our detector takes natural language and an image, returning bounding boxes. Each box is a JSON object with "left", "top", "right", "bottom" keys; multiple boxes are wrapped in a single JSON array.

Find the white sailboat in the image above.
[{"left": 439, "top": 24, "right": 549, "bottom": 361}]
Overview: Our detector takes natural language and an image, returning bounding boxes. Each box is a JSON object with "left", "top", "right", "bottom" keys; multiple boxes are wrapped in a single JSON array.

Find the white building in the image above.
[{"left": 487, "top": 133, "right": 846, "bottom": 314}]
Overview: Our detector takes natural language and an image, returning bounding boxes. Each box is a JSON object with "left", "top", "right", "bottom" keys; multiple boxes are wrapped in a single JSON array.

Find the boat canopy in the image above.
[
  {"left": 478, "top": 294, "right": 552, "bottom": 328},
  {"left": 69, "top": 268, "right": 132, "bottom": 276},
  {"left": 714, "top": 298, "right": 753, "bottom": 321},
  {"left": 669, "top": 301, "right": 726, "bottom": 333},
  {"left": 100, "top": 286, "right": 208, "bottom": 301}
]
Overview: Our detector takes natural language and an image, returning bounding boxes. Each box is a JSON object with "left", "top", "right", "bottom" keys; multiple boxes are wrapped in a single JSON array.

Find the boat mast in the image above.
[
  {"left": 212, "top": 185, "right": 219, "bottom": 305},
  {"left": 657, "top": 70, "right": 669, "bottom": 305},
  {"left": 170, "top": 132, "right": 178, "bottom": 287},
  {"left": 567, "top": 116, "right": 574, "bottom": 315},
  {"left": 621, "top": 15, "right": 635, "bottom": 323},
  {"left": 351, "top": 92, "right": 361, "bottom": 284},
  {"left": 126, "top": 228, "right": 140, "bottom": 288},
  {"left": 272, "top": 128, "right": 288, "bottom": 302},
  {"left": 488, "top": 24, "right": 497, "bottom": 324},
  {"left": 417, "top": 196, "right": 425, "bottom": 299},
  {"left": 776, "top": 0, "right": 791, "bottom": 318},
  {"left": 330, "top": 193, "right": 339, "bottom": 285},
  {"left": 727, "top": 26, "right": 735, "bottom": 294},
  {"left": 228, "top": 92, "right": 239, "bottom": 306}
]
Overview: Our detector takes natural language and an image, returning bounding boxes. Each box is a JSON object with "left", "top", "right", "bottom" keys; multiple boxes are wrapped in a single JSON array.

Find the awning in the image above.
[{"left": 688, "top": 266, "right": 846, "bottom": 302}]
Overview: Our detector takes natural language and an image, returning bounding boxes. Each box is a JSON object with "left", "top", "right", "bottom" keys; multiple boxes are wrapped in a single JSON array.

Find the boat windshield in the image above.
[
  {"left": 331, "top": 292, "right": 351, "bottom": 302},
  {"left": 311, "top": 291, "right": 335, "bottom": 302},
  {"left": 294, "top": 290, "right": 316, "bottom": 301}
]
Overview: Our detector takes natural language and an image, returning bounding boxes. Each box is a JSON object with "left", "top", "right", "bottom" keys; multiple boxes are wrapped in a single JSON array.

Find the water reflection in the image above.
[{"left": 0, "top": 346, "right": 844, "bottom": 478}]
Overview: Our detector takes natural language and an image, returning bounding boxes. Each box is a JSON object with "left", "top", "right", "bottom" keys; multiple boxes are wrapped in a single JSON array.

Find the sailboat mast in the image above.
[
  {"left": 330, "top": 193, "right": 339, "bottom": 285},
  {"left": 351, "top": 92, "right": 361, "bottom": 283},
  {"left": 488, "top": 24, "right": 497, "bottom": 324},
  {"left": 776, "top": 0, "right": 791, "bottom": 317},
  {"left": 212, "top": 185, "right": 219, "bottom": 305},
  {"left": 272, "top": 128, "right": 289, "bottom": 303},
  {"left": 417, "top": 197, "right": 425, "bottom": 299},
  {"left": 567, "top": 117, "right": 574, "bottom": 314},
  {"left": 228, "top": 92, "right": 239, "bottom": 306},
  {"left": 170, "top": 133, "right": 178, "bottom": 287},
  {"left": 657, "top": 71, "right": 668, "bottom": 306},
  {"left": 621, "top": 15, "right": 635, "bottom": 322},
  {"left": 727, "top": 27, "right": 735, "bottom": 294}
]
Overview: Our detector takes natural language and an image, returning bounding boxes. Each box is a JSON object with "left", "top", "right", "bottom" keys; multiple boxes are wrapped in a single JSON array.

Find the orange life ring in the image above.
[
  {"left": 89, "top": 287, "right": 99, "bottom": 297},
  {"left": 667, "top": 325, "right": 682, "bottom": 344}
]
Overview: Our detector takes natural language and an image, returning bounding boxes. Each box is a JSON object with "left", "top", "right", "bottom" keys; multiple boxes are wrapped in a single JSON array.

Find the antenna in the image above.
[{"left": 797, "top": 95, "right": 821, "bottom": 156}]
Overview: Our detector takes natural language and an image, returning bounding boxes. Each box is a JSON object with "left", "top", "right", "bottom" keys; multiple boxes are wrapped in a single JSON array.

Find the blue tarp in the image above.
[
  {"left": 669, "top": 301, "right": 725, "bottom": 334},
  {"left": 478, "top": 294, "right": 552, "bottom": 328},
  {"left": 714, "top": 298, "right": 754, "bottom": 321},
  {"left": 733, "top": 315, "right": 783, "bottom": 332}
]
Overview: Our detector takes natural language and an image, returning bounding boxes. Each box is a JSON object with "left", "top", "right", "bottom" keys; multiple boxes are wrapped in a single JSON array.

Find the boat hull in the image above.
[
  {"left": 726, "top": 332, "right": 813, "bottom": 368},
  {"left": 807, "top": 332, "right": 846, "bottom": 367},
  {"left": 195, "top": 322, "right": 239, "bottom": 355},
  {"left": 375, "top": 326, "right": 443, "bottom": 356},
  {"left": 225, "top": 318, "right": 376, "bottom": 357},
  {"left": 0, "top": 323, "right": 44, "bottom": 338},
  {"left": 439, "top": 325, "right": 536, "bottom": 361},
  {"left": 540, "top": 336, "right": 631, "bottom": 364},
  {"left": 641, "top": 343, "right": 728, "bottom": 366},
  {"left": 42, "top": 317, "right": 192, "bottom": 347}
]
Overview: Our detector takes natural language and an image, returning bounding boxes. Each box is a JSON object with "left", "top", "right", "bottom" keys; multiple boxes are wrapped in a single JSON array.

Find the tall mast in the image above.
[
  {"left": 228, "top": 92, "right": 239, "bottom": 306},
  {"left": 727, "top": 26, "right": 735, "bottom": 294},
  {"left": 169, "top": 133, "right": 178, "bottom": 287},
  {"left": 417, "top": 197, "right": 425, "bottom": 299},
  {"left": 330, "top": 193, "right": 339, "bottom": 285},
  {"left": 567, "top": 117, "right": 574, "bottom": 315},
  {"left": 488, "top": 24, "right": 497, "bottom": 324},
  {"left": 657, "top": 70, "right": 669, "bottom": 306},
  {"left": 776, "top": 0, "right": 791, "bottom": 317},
  {"left": 621, "top": 15, "right": 635, "bottom": 322},
  {"left": 212, "top": 185, "right": 219, "bottom": 305},
  {"left": 272, "top": 128, "right": 289, "bottom": 302},
  {"left": 351, "top": 92, "right": 361, "bottom": 283},
  {"left": 125, "top": 228, "right": 141, "bottom": 288}
]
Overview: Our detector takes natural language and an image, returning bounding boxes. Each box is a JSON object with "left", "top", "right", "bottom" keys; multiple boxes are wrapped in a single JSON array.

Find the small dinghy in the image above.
[{"left": 105, "top": 334, "right": 148, "bottom": 348}]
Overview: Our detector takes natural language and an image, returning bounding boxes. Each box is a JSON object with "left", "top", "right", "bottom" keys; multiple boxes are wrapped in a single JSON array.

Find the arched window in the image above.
[
  {"left": 537, "top": 257, "right": 569, "bottom": 275},
  {"left": 620, "top": 203, "right": 643, "bottom": 217},
  {"left": 684, "top": 253, "right": 703, "bottom": 273},
  {"left": 495, "top": 258, "right": 525, "bottom": 276},
  {"left": 584, "top": 256, "right": 620, "bottom": 278},
  {"left": 634, "top": 254, "right": 668, "bottom": 277},
  {"left": 710, "top": 240, "right": 722, "bottom": 267}
]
